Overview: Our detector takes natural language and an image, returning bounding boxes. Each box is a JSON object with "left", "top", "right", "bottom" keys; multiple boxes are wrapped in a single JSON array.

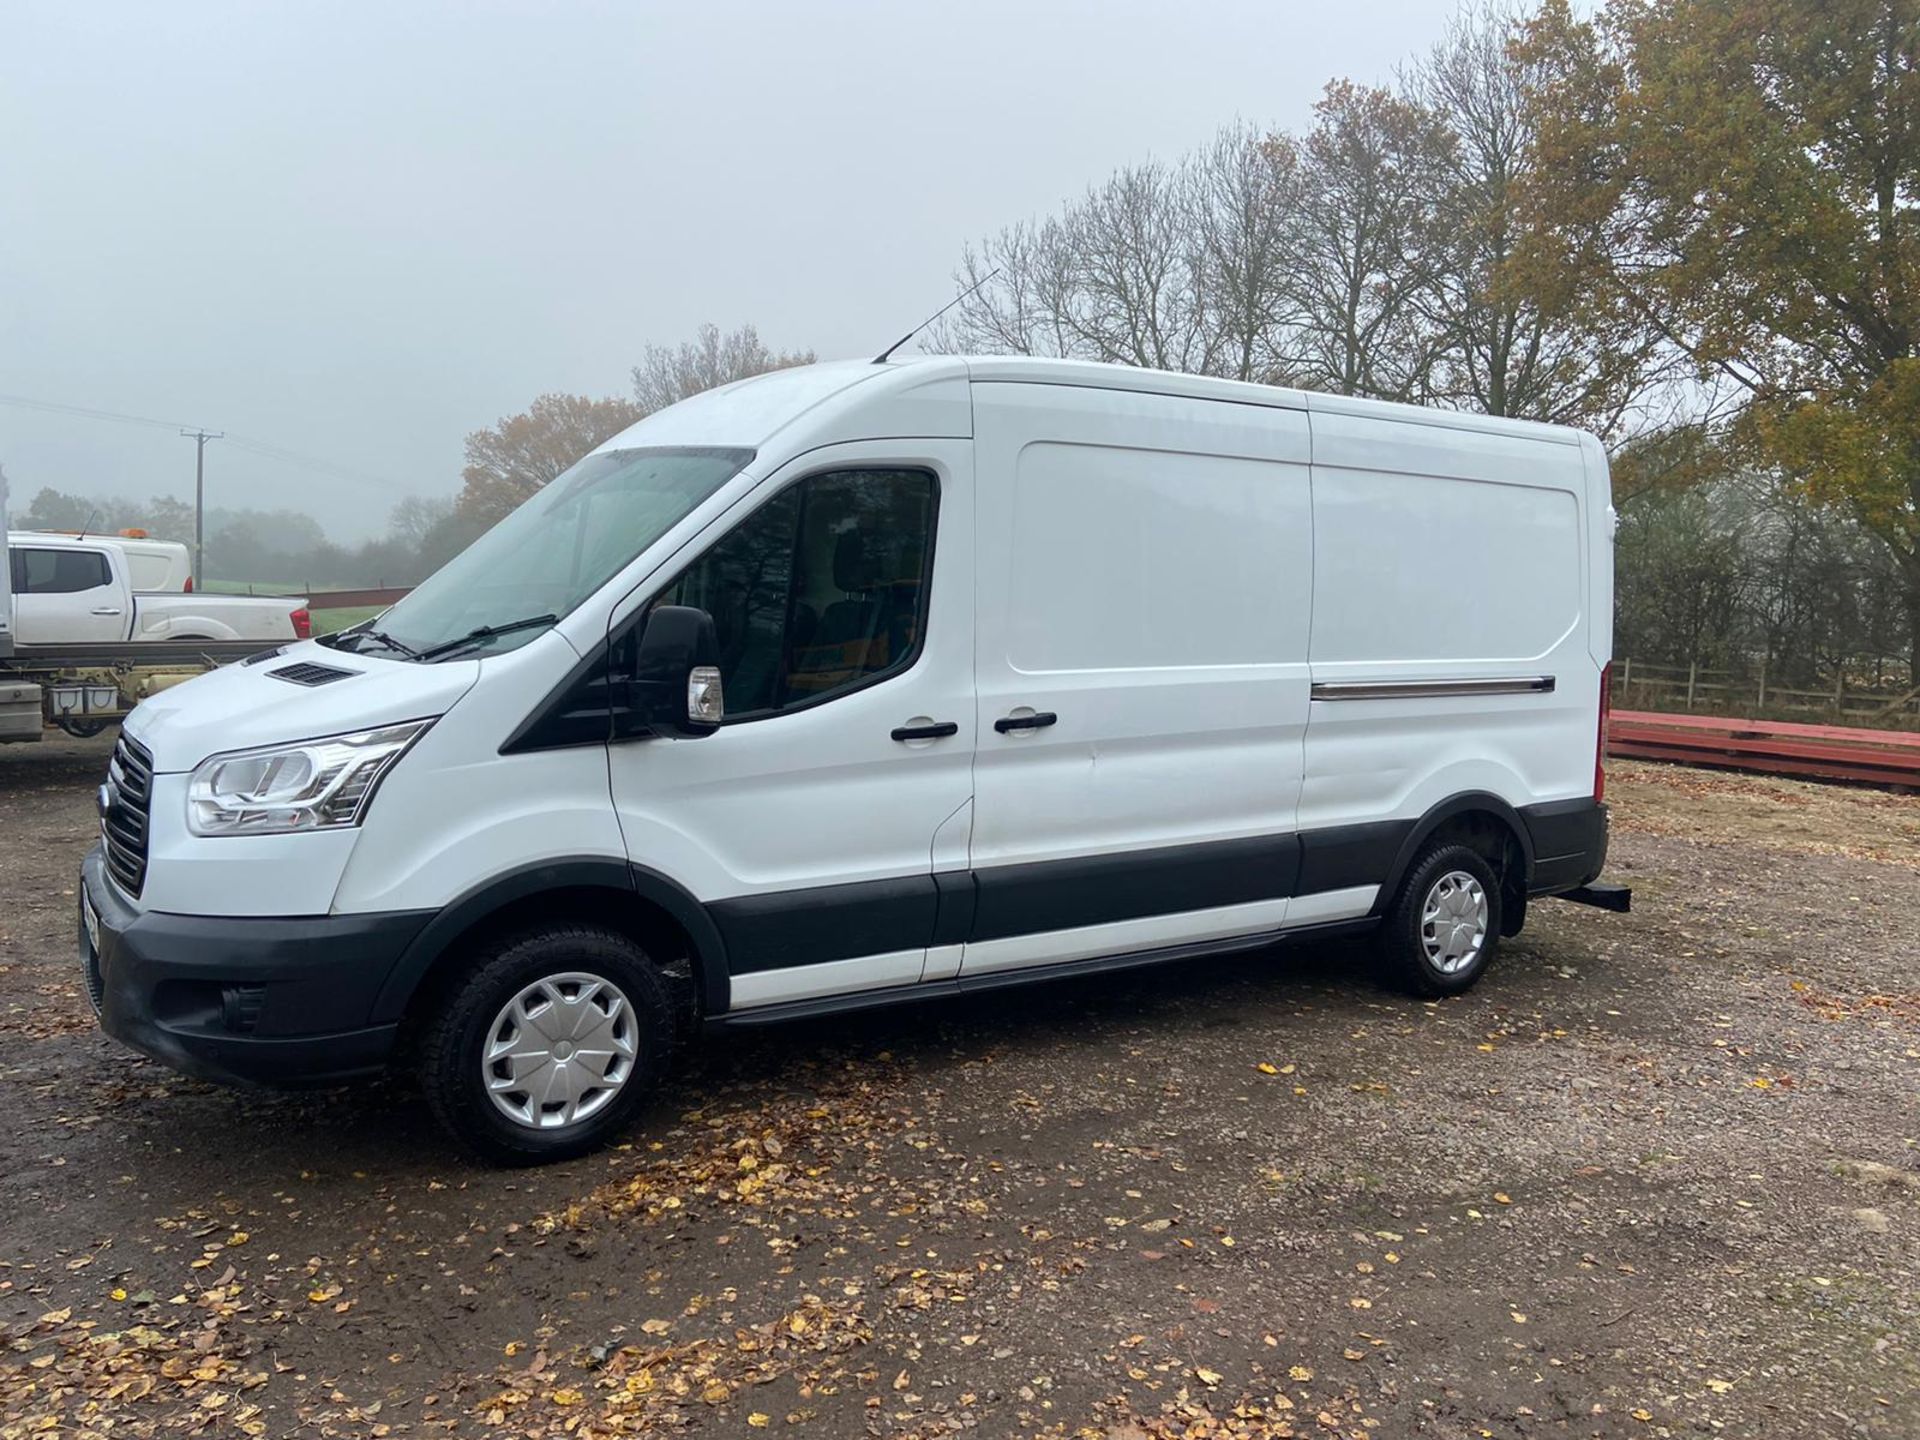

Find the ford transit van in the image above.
[{"left": 79, "top": 357, "right": 1627, "bottom": 1161}]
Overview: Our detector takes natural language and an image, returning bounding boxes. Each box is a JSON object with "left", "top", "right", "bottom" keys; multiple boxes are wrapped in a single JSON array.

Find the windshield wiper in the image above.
[
  {"left": 321, "top": 625, "right": 421, "bottom": 659},
  {"left": 349, "top": 627, "right": 424, "bottom": 660},
  {"left": 418, "top": 613, "right": 559, "bottom": 662}
]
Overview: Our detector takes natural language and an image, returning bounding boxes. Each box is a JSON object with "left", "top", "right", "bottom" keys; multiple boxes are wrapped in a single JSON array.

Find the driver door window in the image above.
[
  {"left": 15, "top": 548, "right": 112, "bottom": 594},
  {"left": 657, "top": 468, "right": 936, "bottom": 720}
]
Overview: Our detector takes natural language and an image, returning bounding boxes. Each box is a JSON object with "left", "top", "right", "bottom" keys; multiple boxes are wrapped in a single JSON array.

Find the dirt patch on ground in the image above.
[
  {"left": 2, "top": 736, "right": 1917, "bottom": 1438},
  {"left": 1609, "top": 757, "right": 1920, "bottom": 868}
]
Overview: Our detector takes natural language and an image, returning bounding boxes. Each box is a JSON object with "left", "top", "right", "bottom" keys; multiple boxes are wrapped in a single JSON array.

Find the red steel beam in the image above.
[
  {"left": 1611, "top": 708, "right": 1920, "bottom": 749},
  {"left": 1609, "top": 709, "right": 1920, "bottom": 788}
]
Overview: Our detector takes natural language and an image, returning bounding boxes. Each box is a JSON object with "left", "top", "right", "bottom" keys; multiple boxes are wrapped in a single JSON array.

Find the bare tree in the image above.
[
  {"left": 1402, "top": 3, "right": 1662, "bottom": 434},
  {"left": 1279, "top": 81, "right": 1454, "bottom": 401},
  {"left": 1189, "top": 124, "right": 1305, "bottom": 381},
  {"left": 631, "top": 323, "right": 813, "bottom": 415},
  {"left": 389, "top": 494, "right": 454, "bottom": 550},
  {"left": 937, "top": 126, "right": 1302, "bottom": 382}
]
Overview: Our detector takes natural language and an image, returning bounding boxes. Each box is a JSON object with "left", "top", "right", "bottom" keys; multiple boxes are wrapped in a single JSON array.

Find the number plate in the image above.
[{"left": 81, "top": 890, "right": 100, "bottom": 957}]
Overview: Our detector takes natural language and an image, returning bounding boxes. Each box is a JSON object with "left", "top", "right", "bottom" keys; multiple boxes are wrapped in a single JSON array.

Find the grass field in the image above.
[
  {"left": 310, "top": 604, "right": 383, "bottom": 635},
  {"left": 194, "top": 580, "right": 382, "bottom": 635},
  {"left": 197, "top": 578, "right": 305, "bottom": 597}
]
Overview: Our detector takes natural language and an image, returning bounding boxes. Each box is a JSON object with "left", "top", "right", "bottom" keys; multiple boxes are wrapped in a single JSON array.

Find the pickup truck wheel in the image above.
[
  {"left": 419, "top": 924, "right": 673, "bottom": 1164},
  {"left": 55, "top": 718, "right": 114, "bottom": 738},
  {"left": 1377, "top": 843, "right": 1502, "bottom": 998}
]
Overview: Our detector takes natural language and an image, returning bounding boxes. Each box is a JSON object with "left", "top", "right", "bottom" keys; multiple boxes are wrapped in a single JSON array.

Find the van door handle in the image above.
[
  {"left": 891, "top": 721, "right": 959, "bottom": 742},
  {"left": 994, "top": 711, "right": 1057, "bottom": 733}
]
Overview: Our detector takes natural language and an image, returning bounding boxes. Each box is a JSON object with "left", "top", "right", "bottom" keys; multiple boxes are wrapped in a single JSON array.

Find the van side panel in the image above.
[
  {"left": 1301, "top": 408, "right": 1599, "bottom": 841},
  {"left": 963, "top": 381, "right": 1315, "bottom": 974}
]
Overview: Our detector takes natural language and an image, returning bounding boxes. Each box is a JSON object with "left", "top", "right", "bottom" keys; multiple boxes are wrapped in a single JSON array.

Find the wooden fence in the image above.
[{"left": 1613, "top": 659, "right": 1919, "bottom": 728}]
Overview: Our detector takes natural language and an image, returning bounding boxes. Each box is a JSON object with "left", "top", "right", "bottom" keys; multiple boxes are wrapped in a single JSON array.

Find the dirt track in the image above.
[{"left": 2, "top": 740, "right": 1917, "bottom": 1439}]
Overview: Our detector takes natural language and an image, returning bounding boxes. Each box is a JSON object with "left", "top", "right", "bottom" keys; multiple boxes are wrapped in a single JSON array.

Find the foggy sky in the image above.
[{"left": 2, "top": 1, "right": 1457, "bottom": 540}]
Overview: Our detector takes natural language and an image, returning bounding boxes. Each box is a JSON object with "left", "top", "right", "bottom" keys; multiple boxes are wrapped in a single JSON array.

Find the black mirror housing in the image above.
[{"left": 629, "top": 605, "right": 723, "bottom": 738}]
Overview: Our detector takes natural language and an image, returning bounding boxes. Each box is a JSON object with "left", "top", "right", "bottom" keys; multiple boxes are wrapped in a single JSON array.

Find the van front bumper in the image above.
[{"left": 80, "top": 846, "right": 432, "bottom": 1087}]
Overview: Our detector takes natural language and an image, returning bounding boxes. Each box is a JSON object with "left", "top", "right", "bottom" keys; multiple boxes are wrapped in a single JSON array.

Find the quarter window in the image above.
[
  {"left": 13, "top": 548, "right": 112, "bottom": 594},
  {"left": 656, "top": 468, "right": 936, "bottom": 718}
]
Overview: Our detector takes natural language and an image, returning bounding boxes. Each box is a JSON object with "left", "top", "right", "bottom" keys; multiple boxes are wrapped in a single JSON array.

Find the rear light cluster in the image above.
[
  {"left": 1595, "top": 661, "right": 1612, "bottom": 802},
  {"left": 184, "top": 575, "right": 194, "bottom": 593},
  {"left": 290, "top": 607, "right": 312, "bottom": 640}
]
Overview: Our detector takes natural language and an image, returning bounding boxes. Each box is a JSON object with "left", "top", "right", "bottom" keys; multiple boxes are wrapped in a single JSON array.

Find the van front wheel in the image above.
[
  {"left": 419, "top": 924, "right": 673, "bottom": 1164},
  {"left": 1378, "top": 844, "right": 1502, "bottom": 998}
]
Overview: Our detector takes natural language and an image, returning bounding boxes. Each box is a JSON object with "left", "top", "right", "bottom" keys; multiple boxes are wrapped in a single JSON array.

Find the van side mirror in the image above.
[{"left": 629, "top": 605, "right": 723, "bottom": 738}]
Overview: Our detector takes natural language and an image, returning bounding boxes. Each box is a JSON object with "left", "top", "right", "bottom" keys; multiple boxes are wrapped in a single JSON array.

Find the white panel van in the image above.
[{"left": 78, "top": 358, "right": 1628, "bottom": 1161}]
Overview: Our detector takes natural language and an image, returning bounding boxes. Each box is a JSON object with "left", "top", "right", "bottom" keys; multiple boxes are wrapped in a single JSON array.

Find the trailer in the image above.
[
  {"left": 1, "top": 513, "right": 288, "bottom": 741},
  {"left": 1, "top": 638, "right": 280, "bottom": 741}
]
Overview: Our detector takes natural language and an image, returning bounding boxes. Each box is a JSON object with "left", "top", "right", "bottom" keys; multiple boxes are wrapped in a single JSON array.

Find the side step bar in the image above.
[{"left": 1553, "top": 882, "right": 1632, "bottom": 913}]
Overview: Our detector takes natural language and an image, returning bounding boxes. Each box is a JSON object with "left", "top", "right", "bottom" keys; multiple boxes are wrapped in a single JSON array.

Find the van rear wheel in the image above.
[
  {"left": 1378, "top": 843, "right": 1502, "bottom": 997},
  {"left": 419, "top": 923, "right": 673, "bottom": 1164}
]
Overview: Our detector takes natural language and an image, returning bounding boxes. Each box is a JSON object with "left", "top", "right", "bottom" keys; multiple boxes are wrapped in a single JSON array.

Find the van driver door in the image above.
[{"left": 605, "top": 440, "right": 976, "bottom": 1012}]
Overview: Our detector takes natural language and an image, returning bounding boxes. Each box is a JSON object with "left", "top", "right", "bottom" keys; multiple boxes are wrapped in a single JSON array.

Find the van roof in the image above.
[
  {"left": 961, "top": 356, "right": 1586, "bottom": 444},
  {"left": 599, "top": 355, "right": 1592, "bottom": 455}
]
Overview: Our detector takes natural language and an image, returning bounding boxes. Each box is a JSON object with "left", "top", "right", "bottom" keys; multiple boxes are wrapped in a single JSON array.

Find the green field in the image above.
[
  {"left": 194, "top": 579, "right": 382, "bottom": 637},
  {"left": 193, "top": 580, "right": 382, "bottom": 635},
  {"left": 198, "top": 578, "right": 305, "bottom": 597},
  {"left": 311, "top": 605, "right": 383, "bottom": 635}
]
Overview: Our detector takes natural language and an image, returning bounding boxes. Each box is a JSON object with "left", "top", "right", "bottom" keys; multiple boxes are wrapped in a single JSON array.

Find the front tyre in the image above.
[
  {"left": 419, "top": 924, "right": 673, "bottom": 1164},
  {"left": 1378, "top": 843, "right": 1502, "bottom": 998}
]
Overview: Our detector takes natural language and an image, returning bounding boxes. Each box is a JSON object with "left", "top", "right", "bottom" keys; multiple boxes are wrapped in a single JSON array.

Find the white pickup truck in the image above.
[
  {"left": 2, "top": 527, "right": 309, "bottom": 740},
  {"left": 6, "top": 532, "right": 308, "bottom": 645}
]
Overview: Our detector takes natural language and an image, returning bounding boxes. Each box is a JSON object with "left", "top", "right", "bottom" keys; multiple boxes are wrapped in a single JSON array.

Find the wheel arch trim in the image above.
[
  {"left": 1368, "top": 792, "right": 1535, "bottom": 918},
  {"left": 370, "top": 857, "right": 728, "bottom": 1023}
]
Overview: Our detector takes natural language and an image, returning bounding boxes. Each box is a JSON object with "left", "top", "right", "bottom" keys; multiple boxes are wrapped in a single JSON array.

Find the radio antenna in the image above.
[{"left": 872, "top": 268, "right": 1002, "bottom": 364}]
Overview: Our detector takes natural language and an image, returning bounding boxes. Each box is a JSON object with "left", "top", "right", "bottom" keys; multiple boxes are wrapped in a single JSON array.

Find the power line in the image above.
[
  {"left": 221, "top": 435, "right": 398, "bottom": 492},
  {"left": 0, "top": 391, "right": 207, "bottom": 433},
  {"left": 0, "top": 391, "right": 401, "bottom": 493}
]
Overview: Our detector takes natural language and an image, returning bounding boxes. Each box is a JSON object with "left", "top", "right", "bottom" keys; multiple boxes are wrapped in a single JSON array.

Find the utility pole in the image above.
[{"left": 180, "top": 429, "right": 223, "bottom": 584}]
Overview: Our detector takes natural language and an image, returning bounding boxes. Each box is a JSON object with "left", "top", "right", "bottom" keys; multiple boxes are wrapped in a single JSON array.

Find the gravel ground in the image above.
[{"left": 2, "top": 737, "right": 1917, "bottom": 1439}]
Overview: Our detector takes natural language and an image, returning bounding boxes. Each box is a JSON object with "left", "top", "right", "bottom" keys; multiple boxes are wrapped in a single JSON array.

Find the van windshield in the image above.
[{"left": 343, "top": 446, "right": 754, "bottom": 662}]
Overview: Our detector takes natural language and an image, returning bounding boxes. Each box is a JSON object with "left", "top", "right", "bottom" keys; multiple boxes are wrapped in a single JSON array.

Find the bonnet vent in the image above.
[{"left": 269, "top": 661, "right": 358, "bottom": 687}]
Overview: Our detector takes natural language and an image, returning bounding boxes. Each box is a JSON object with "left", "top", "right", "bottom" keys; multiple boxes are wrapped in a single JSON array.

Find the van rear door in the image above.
[{"left": 959, "top": 382, "right": 1314, "bottom": 978}]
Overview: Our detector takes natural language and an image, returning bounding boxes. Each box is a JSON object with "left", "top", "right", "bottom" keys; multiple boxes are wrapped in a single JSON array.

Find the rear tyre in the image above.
[
  {"left": 419, "top": 923, "right": 673, "bottom": 1164},
  {"left": 1377, "top": 843, "right": 1502, "bottom": 998},
  {"left": 55, "top": 718, "right": 113, "bottom": 738}
]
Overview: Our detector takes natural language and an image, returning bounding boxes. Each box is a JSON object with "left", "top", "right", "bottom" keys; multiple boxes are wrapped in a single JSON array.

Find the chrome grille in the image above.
[{"left": 101, "top": 734, "right": 154, "bottom": 898}]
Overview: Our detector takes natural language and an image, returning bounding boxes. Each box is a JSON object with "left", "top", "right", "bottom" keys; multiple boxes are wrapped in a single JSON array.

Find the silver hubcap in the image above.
[
  {"left": 1420, "top": 871, "right": 1488, "bottom": 975},
  {"left": 482, "top": 971, "right": 637, "bottom": 1130}
]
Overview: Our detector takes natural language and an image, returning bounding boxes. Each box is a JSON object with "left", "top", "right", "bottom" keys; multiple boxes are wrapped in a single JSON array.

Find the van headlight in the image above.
[{"left": 187, "top": 720, "right": 433, "bottom": 836}]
